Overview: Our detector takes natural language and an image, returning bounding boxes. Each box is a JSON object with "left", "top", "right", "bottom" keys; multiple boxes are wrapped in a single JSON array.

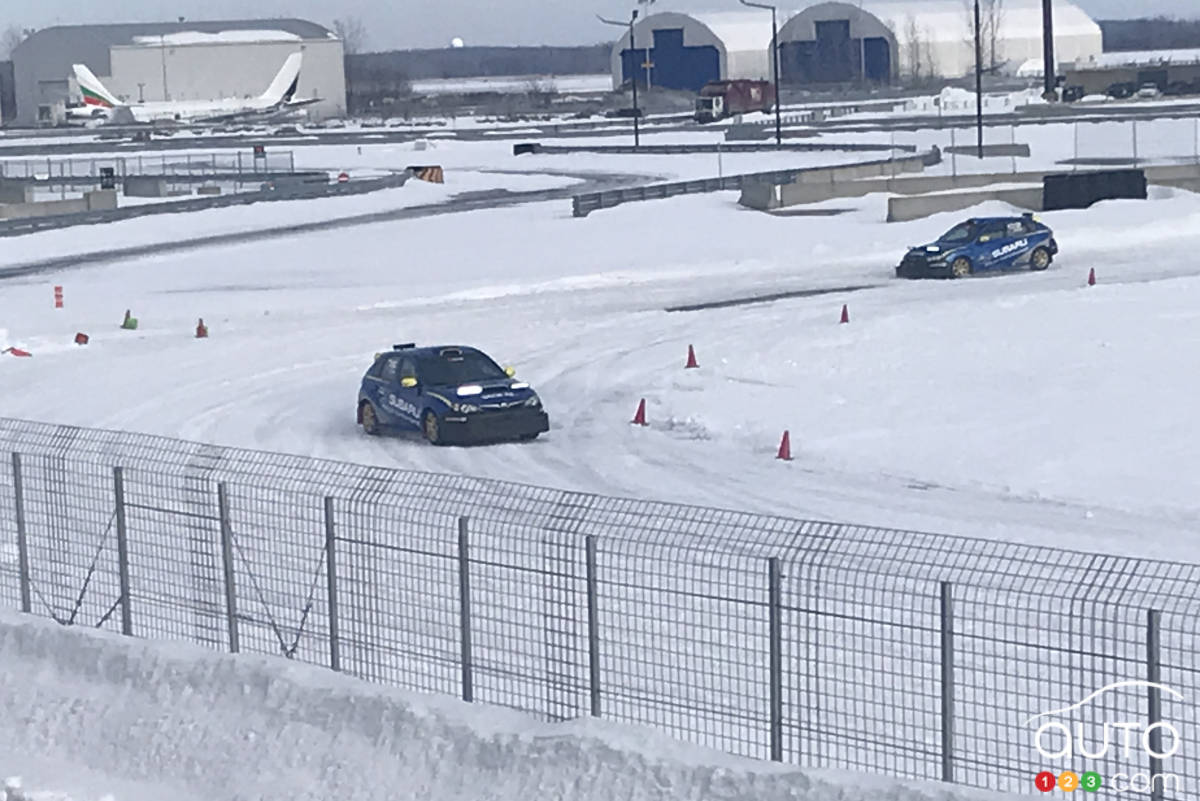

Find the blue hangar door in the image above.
[
  {"left": 622, "top": 28, "right": 719, "bottom": 92},
  {"left": 780, "top": 22, "right": 891, "bottom": 84}
]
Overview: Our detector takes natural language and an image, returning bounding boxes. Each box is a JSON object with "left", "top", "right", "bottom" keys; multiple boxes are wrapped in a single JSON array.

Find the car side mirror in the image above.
[
  {"left": 505, "top": 366, "right": 516, "bottom": 377},
  {"left": 400, "top": 376, "right": 418, "bottom": 388}
]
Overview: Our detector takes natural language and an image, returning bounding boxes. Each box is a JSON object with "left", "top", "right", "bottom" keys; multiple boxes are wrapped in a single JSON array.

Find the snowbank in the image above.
[
  {"left": 0, "top": 612, "right": 1016, "bottom": 801},
  {"left": 130, "top": 30, "right": 302, "bottom": 46}
]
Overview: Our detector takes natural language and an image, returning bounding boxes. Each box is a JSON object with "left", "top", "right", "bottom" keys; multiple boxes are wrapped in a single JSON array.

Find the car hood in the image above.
[
  {"left": 908, "top": 240, "right": 966, "bottom": 255},
  {"left": 428, "top": 379, "right": 538, "bottom": 401}
]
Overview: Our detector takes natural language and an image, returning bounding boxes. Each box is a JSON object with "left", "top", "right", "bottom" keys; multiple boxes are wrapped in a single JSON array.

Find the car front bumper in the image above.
[
  {"left": 440, "top": 408, "right": 550, "bottom": 443},
  {"left": 896, "top": 253, "right": 954, "bottom": 279}
]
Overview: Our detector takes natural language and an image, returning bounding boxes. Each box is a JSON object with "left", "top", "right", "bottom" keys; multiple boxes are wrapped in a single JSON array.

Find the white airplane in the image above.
[{"left": 68, "top": 52, "right": 320, "bottom": 124}]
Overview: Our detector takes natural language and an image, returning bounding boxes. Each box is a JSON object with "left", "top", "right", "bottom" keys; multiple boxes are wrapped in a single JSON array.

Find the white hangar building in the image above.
[
  {"left": 776, "top": 0, "right": 1102, "bottom": 84},
  {"left": 608, "top": 11, "right": 779, "bottom": 93},
  {"left": 12, "top": 19, "right": 346, "bottom": 125}
]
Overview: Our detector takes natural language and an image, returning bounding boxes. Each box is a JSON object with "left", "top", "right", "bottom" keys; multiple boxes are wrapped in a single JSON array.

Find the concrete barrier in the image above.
[
  {"left": 886, "top": 186, "right": 1044, "bottom": 222},
  {"left": 124, "top": 176, "right": 169, "bottom": 197},
  {"left": 0, "top": 190, "right": 116, "bottom": 220},
  {"left": 944, "top": 143, "right": 1032, "bottom": 158},
  {"left": 758, "top": 163, "right": 1200, "bottom": 210},
  {"left": 0, "top": 181, "right": 35, "bottom": 204},
  {"left": 739, "top": 152, "right": 934, "bottom": 208}
]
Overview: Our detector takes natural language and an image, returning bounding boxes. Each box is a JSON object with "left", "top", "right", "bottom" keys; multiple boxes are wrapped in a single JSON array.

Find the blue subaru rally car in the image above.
[
  {"left": 357, "top": 344, "right": 549, "bottom": 445},
  {"left": 896, "top": 213, "right": 1058, "bottom": 279}
]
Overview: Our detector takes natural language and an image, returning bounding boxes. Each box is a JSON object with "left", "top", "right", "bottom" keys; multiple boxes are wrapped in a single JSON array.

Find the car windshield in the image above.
[
  {"left": 417, "top": 350, "right": 507, "bottom": 385},
  {"left": 938, "top": 222, "right": 975, "bottom": 244}
]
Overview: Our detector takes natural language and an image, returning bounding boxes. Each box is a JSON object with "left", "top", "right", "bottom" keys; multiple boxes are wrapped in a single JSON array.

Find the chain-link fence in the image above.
[
  {"left": 0, "top": 151, "right": 298, "bottom": 183},
  {"left": 0, "top": 415, "right": 1196, "bottom": 798}
]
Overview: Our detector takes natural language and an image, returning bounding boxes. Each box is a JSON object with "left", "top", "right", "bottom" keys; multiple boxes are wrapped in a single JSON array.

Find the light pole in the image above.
[
  {"left": 598, "top": 10, "right": 641, "bottom": 149},
  {"left": 1042, "top": 0, "right": 1056, "bottom": 100},
  {"left": 974, "top": 0, "right": 984, "bottom": 158},
  {"left": 740, "top": 0, "right": 782, "bottom": 148}
]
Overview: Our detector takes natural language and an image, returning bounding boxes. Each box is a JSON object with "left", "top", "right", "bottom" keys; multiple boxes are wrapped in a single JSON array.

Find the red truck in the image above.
[{"left": 694, "top": 79, "right": 776, "bottom": 123}]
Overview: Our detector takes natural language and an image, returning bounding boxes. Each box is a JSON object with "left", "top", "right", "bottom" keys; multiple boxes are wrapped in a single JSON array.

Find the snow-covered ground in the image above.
[
  {"left": 3, "top": 167, "right": 1200, "bottom": 560},
  {"left": 2, "top": 107, "right": 1200, "bottom": 799},
  {"left": 0, "top": 610, "right": 1024, "bottom": 801},
  {"left": 410, "top": 73, "right": 613, "bottom": 96}
]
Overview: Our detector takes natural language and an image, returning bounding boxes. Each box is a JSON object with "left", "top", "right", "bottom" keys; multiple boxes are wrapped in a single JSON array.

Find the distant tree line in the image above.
[
  {"left": 348, "top": 45, "right": 609, "bottom": 82},
  {"left": 1100, "top": 17, "right": 1200, "bottom": 51},
  {"left": 345, "top": 44, "right": 610, "bottom": 115}
]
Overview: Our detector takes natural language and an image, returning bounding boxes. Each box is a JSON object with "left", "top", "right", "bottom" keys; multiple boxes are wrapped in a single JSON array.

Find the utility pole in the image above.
[
  {"left": 160, "top": 34, "right": 169, "bottom": 101},
  {"left": 598, "top": 11, "right": 641, "bottom": 148},
  {"left": 974, "top": 0, "right": 984, "bottom": 158},
  {"left": 1042, "top": 0, "right": 1056, "bottom": 100},
  {"left": 740, "top": 0, "right": 782, "bottom": 148}
]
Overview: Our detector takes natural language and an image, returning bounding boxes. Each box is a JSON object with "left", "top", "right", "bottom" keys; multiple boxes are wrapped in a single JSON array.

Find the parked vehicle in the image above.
[
  {"left": 694, "top": 80, "right": 775, "bottom": 123},
  {"left": 1136, "top": 82, "right": 1163, "bottom": 99},
  {"left": 357, "top": 343, "right": 549, "bottom": 445},
  {"left": 896, "top": 214, "right": 1058, "bottom": 279},
  {"left": 1106, "top": 81, "right": 1136, "bottom": 100}
]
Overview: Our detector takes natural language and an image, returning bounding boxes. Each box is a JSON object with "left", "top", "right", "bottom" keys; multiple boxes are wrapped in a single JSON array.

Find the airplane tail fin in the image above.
[
  {"left": 259, "top": 52, "right": 303, "bottom": 104},
  {"left": 73, "top": 64, "right": 122, "bottom": 108}
]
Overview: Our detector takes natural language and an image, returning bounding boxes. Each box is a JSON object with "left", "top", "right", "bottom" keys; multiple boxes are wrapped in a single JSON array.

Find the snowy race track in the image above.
[{"left": 3, "top": 144, "right": 1200, "bottom": 563}]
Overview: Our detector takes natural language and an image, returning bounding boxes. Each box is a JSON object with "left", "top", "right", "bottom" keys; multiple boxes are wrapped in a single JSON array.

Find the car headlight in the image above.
[{"left": 524, "top": 394, "right": 541, "bottom": 408}]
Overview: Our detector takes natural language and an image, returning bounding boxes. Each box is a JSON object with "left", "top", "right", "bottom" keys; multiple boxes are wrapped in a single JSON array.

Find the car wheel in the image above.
[
  {"left": 422, "top": 410, "right": 444, "bottom": 445},
  {"left": 1030, "top": 246, "right": 1052, "bottom": 271},
  {"left": 951, "top": 257, "right": 972, "bottom": 278},
  {"left": 360, "top": 402, "right": 380, "bottom": 436}
]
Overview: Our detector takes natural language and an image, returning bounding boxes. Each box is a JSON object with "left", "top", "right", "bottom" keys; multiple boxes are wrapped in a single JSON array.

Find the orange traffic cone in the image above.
[
  {"left": 5, "top": 347, "right": 31, "bottom": 357},
  {"left": 776, "top": 430, "right": 793, "bottom": 461},
  {"left": 839, "top": 304, "right": 850, "bottom": 324},
  {"left": 196, "top": 318, "right": 208, "bottom": 338},
  {"left": 54, "top": 285, "right": 63, "bottom": 309},
  {"left": 1087, "top": 268, "right": 1096, "bottom": 287},
  {"left": 685, "top": 344, "right": 699, "bottom": 369},
  {"left": 631, "top": 398, "right": 647, "bottom": 426}
]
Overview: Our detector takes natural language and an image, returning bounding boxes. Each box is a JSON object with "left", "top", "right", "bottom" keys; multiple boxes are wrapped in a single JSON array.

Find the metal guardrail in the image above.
[
  {"left": 0, "top": 171, "right": 411, "bottom": 238},
  {"left": 571, "top": 150, "right": 938, "bottom": 218},
  {"left": 0, "top": 417, "right": 1196, "bottom": 799}
]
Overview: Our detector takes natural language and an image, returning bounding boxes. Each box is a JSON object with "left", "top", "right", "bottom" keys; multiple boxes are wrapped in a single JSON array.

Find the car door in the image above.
[
  {"left": 1001, "top": 219, "right": 1035, "bottom": 267},
  {"left": 380, "top": 355, "right": 422, "bottom": 430},
  {"left": 973, "top": 221, "right": 1010, "bottom": 271}
]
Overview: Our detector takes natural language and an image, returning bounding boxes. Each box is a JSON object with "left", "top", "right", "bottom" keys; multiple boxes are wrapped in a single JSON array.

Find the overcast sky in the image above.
[{"left": 5, "top": 0, "right": 1193, "bottom": 51}]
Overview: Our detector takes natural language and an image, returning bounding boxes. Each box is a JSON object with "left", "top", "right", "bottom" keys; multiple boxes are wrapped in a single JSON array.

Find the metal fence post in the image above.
[
  {"left": 940, "top": 581, "right": 955, "bottom": 783},
  {"left": 11, "top": 453, "right": 31, "bottom": 614},
  {"left": 1147, "top": 609, "right": 1164, "bottom": 801},
  {"left": 768, "top": 557, "right": 784, "bottom": 762},
  {"left": 585, "top": 534, "right": 602, "bottom": 717},
  {"left": 113, "top": 467, "right": 133, "bottom": 636},
  {"left": 324, "top": 496, "right": 341, "bottom": 671},
  {"left": 1132, "top": 120, "right": 1139, "bottom": 164},
  {"left": 216, "top": 483, "right": 240, "bottom": 654},
  {"left": 458, "top": 516, "right": 474, "bottom": 703},
  {"left": 951, "top": 128, "right": 958, "bottom": 178}
]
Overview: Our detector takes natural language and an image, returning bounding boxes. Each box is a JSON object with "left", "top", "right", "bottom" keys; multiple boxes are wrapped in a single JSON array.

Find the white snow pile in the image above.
[
  {"left": 130, "top": 30, "right": 302, "bottom": 46},
  {"left": 0, "top": 612, "right": 1019, "bottom": 801}
]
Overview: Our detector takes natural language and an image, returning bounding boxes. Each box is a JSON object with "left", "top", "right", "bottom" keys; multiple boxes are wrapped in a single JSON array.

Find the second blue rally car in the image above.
[
  {"left": 357, "top": 344, "right": 549, "bottom": 445},
  {"left": 896, "top": 213, "right": 1058, "bottom": 279}
]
